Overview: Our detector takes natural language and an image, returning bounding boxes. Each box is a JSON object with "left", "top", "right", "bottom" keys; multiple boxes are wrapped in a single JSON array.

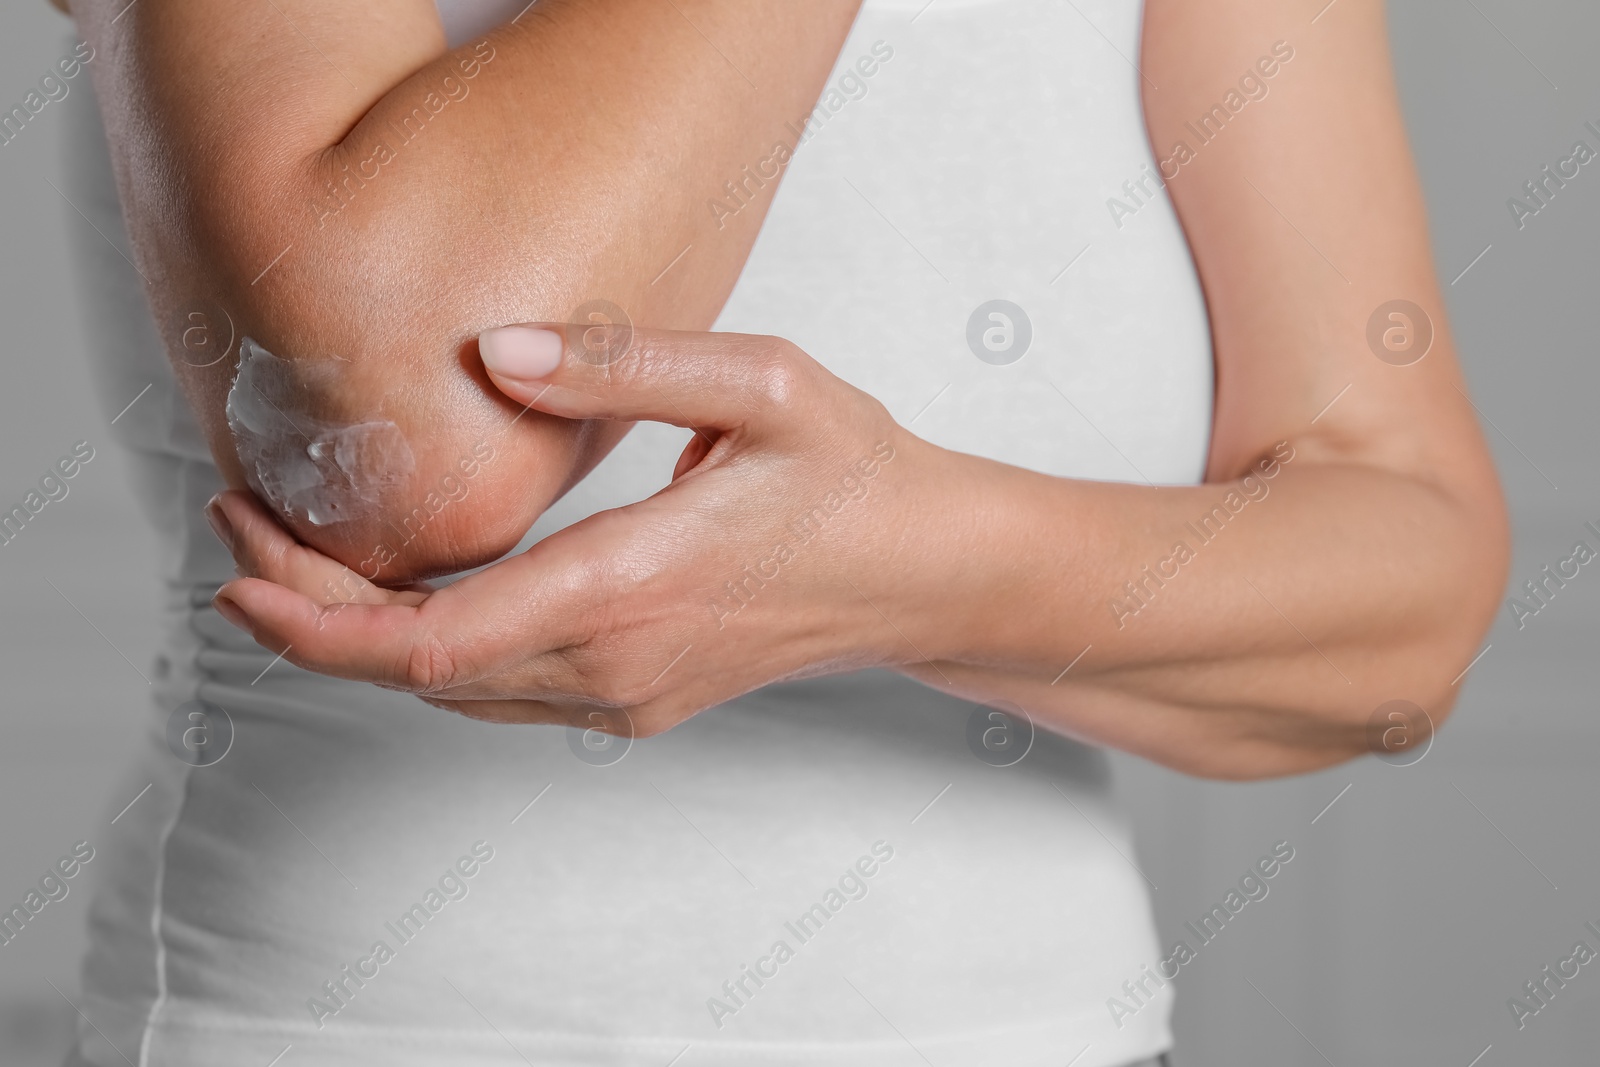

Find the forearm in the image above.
[
  {"left": 72, "top": 0, "right": 859, "bottom": 579},
  {"left": 882, "top": 439, "right": 1506, "bottom": 779}
]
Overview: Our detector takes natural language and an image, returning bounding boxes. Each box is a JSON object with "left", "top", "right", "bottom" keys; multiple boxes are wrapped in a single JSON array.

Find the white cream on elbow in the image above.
[{"left": 226, "top": 337, "right": 414, "bottom": 526}]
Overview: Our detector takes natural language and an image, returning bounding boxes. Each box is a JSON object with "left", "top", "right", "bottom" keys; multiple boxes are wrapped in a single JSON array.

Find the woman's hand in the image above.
[{"left": 210, "top": 323, "right": 949, "bottom": 735}]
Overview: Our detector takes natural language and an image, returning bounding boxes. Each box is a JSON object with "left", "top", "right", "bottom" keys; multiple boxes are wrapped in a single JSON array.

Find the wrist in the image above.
[{"left": 843, "top": 433, "right": 1004, "bottom": 670}]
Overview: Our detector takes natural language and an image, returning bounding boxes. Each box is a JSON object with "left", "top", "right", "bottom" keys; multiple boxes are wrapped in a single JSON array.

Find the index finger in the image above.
[{"left": 477, "top": 321, "right": 822, "bottom": 434}]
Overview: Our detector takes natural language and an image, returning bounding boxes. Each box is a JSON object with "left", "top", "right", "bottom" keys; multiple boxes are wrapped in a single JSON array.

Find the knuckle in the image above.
[
  {"left": 566, "top": 644, "right": 647, "bottom": 708},
  {"left": 400, "top": 631, "right": 461, "bottom": 695},
  {"left": 749, "top": 353, "right": 806, "bottom": 412}
]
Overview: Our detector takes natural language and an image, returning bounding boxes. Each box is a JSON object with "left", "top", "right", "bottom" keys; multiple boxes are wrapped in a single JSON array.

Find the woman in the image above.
[{"left": 57, "top": 0, "right": 1507, "bottom": 1064}]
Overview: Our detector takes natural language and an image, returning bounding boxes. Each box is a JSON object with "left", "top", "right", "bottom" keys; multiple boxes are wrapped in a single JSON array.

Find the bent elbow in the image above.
[
  {"left": 220, "top": 329, "right": 584, "bottom": 585},
  {"left": 264, "top": 430, "right": 532, "bottom": 585},
  {"left": 174, "top": 158, "right": 614, "bottom": 583}
]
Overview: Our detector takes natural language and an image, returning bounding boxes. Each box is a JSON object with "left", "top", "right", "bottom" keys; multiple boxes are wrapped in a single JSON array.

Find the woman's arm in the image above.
[
  {"left": 203, "top": 0, "right": 1509, "bottom": 782},
  {"left": 70, "top": 0, "right": 860, "bottom": 580},
  {"left": 884, "top": 0, "right": 1509, "bottom": 777}
]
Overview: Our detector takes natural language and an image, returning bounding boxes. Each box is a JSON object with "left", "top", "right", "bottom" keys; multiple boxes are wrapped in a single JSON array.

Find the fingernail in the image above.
[
  {"left": 479, "top": 326, "right": 564, "bottom": 380},
  {"left": 213, "top": 594, "right": 250, "bottom": 632},
  {"left": 205, "top": 500, "right": 234, "bottom": 552}
]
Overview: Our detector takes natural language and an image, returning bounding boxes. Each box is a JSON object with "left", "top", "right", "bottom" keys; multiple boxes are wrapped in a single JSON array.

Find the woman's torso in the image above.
[{"left": 65, "top": 1, "right": 1210, "bottom": 1064}]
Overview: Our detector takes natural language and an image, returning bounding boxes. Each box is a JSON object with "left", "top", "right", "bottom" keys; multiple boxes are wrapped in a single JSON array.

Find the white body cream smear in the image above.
[{"left": 226, "top": 338, "right": 414, "bottom": 526}]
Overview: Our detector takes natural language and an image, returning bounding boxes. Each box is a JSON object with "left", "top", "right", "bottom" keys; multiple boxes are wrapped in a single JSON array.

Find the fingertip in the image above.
[
  {"left": 211, "top": 488, "right": 260, "bottom": 513},
  {"left": 214, "top": 574, "right": 262, "bottom": 618},
  {"left": 213, "top": 588, "right": 253, "bottom": 632},
  {"left": 215, "top": 575, "right": 256, "bottom": 605},
  {"left": 479, "top": 325, "right": 565, "bottom": 386},
  {"left": 204, "top": 498, "right": 234, "bottom": 553},
  {"left": 212, "top": 490, "right": 272, "bottom": 543}
]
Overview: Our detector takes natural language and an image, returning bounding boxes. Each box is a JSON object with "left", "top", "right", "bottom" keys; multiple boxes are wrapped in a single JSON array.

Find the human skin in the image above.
[
  {"left": 63, "top": 0, "right": 862, "bottom": 581},
  {"left": 69, "top": 0, "right": 1510, "bottom": 779}
]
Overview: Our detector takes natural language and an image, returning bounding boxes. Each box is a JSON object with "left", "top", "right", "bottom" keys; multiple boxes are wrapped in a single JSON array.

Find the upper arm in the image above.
[
  {"left": 71, "top": 0, "right": 859, "bottom": 581},
  {"left": 1140, "top": 0, "right": 1498, "bottom": 508}
]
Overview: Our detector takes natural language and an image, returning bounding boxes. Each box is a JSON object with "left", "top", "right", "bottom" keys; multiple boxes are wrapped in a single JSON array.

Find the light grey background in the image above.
[{"left": 1, "top": 1, "right": 1596, "bottom": 1064}]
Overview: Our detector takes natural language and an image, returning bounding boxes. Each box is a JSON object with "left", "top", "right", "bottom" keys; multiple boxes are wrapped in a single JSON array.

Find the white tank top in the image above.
[{"left": 64, "top": 1, "right": 1209, "bottom": 1064}]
